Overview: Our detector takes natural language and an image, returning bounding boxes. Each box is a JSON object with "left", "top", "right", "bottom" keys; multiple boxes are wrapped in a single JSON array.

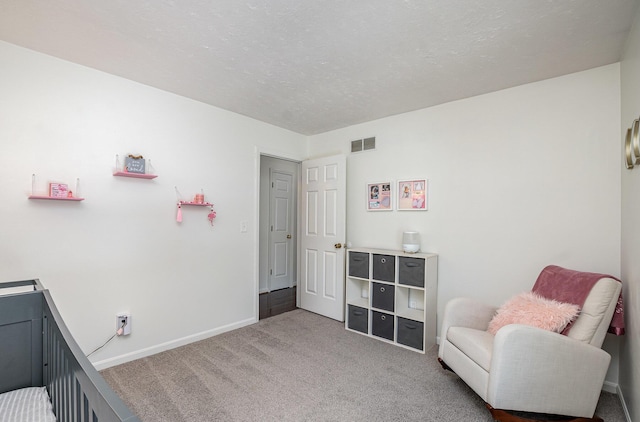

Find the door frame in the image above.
[{"left": 254, "top": 146, "right": 305, "bottom": 321}]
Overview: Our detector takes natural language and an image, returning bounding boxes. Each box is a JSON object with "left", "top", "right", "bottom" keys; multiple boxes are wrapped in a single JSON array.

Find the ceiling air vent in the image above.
[{"left": 351, "top": 137, "right": 376, "bottom": 153}]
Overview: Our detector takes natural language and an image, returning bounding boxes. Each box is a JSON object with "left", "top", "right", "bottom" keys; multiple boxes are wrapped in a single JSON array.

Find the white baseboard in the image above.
[
  {"left": 602, "top": 380, "right": 617, "bottom": 394},
  {"left": 92, "top": 316, "right": 257, "bottom": 371},
  {"left": 618, "top": 384, "right": 632, "bottom": 422}
]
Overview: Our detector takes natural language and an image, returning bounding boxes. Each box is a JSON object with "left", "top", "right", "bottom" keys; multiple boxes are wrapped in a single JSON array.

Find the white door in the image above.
[
  {"left": 269, "top": 170, "right": 295, "bottom": 291},
  {"left": 300, "top": 154, "right": 346, "bottom": 321}
]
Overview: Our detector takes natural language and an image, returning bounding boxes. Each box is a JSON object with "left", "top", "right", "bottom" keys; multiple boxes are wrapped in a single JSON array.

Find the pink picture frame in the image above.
[
  {"left": 397, "top": 179, "right": 428, "bottom": 211},
  {"left": 49, "top": 183, "right": 69, "bottom": 198},
  {"left": 366, "top": 182, "right": 393, "bottom": 211}
]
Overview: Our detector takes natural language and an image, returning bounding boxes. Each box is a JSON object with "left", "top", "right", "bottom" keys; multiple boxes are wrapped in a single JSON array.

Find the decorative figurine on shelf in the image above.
[
  {"left": 124, "top": 154, "right": 145, "bottom": 174},
  {"left": 208, "top": 207, "right": 217, "bottom": 226},
  {"left": 67, "top": 191, "right": 73, "bottom": 198}
]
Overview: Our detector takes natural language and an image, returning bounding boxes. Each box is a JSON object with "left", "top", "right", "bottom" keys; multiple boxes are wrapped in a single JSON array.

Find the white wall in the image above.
[
  {"left": 0, "top": 41, "right": 306, "bottom": 368},
  {"left": 620, "top": 6, "right": 640, "bottom": 421},
  {"left": 309, "top": 65, "right": 622, "bottom": 383}
]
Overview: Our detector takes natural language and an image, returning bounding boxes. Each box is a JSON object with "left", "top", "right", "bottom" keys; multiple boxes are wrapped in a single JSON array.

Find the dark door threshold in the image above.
[{"left": 259, "top": 286, "right": 297, "bottom": 320}]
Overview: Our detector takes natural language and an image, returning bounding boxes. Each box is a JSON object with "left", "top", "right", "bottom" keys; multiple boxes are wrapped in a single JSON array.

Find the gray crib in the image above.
[{"left": 0, "top": 279, "right": 139, "bottom": 422}]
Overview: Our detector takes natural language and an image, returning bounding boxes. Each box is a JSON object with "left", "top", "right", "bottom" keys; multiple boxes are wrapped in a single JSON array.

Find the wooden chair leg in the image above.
[
  {"left": 486, "top": 404, "right": 604, "bottom": 422},
  {"left": 437, "top": 357, "right": 453, "bottom": 372}
]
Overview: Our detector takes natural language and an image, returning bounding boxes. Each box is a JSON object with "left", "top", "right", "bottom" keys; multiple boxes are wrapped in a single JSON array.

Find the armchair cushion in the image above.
[{"left": 486, "top": 291, "right": 579, "bottom": 335}]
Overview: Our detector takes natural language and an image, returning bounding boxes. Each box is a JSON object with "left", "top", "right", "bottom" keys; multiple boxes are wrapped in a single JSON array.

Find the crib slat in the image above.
[{"left": 84, "top": 393, "right": 90, "bottom": 422}]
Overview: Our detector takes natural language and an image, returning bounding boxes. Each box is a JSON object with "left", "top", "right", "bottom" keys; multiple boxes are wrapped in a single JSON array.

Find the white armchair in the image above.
[{"left": 438, "top": 267, "right": 622, "bottom": 422}]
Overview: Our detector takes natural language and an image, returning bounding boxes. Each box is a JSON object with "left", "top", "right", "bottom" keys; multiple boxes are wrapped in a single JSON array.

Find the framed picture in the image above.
[
  {"left": 367, "top": 182, "right": 393, "bottom": 211},
  {"left": 124, "top": 155, "right": 146, "bottom": 174},
  {"left": 49, "top": 183, "right": 69, "bottom": 198},
  {"left": 397, "top": 179, "right": 428, "bottom": 211}
]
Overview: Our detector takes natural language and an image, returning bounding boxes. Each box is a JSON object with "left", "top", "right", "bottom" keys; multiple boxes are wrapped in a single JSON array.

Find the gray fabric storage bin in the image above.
[
  {"left": 398, "top": 256, "right": 425, "bottom": 287},
  {"left": 347, "top": 305, "right": 368, "bottom": 334},
  {"left": 372, "top": 254, "right": 395, "bottom": 282},
  {"left": 371, "top": 282, "right": 395, "bottom": 312},
  {"left": 348, "top": 251, "right": 369, "bottom": 279},
  {"left": 396, "top": 317, "right": 424, "bottom": 350},
  {"left": 371, "top": 311, "right": 394, "bottom": 341}
]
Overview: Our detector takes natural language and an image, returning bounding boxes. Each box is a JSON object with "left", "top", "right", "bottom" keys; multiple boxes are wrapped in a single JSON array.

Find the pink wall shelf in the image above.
[
  {"left": 30, "top": 174, "right": 83, "bottom": 201},
  {"left": 29, "top": 195, "right": 85, "bottom": 201},
  {"left": 175, "top": 187, "right": 216, "bottom": 225},
  {"left": 178, "top": 201, "right": 213, "bottom": 206},
  {"left": 113, "top": 171, "right": 158, "bottom": 179},
  {"left": 114, "top": 154, "right": 155, "bottom": 178}
]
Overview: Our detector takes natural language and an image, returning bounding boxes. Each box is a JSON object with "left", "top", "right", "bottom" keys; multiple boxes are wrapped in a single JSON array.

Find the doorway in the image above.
[{"left": 258, "top": 155, "right": 300, "bottom": 319}]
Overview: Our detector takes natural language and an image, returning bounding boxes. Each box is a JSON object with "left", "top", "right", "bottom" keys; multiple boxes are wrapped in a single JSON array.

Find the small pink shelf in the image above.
[
  {"left": 113, "top": 172, "right": 157, "bottom": 179},
  {"left": 29, "top": 195, "right": 85, "bottom": 201},
  {"left": 178, "top": 201, "right": 213, "bottom": 206}
]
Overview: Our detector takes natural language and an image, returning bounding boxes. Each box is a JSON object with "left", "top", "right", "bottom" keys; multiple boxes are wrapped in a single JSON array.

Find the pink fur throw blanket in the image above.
[{"left": 532, "top": 265, "right": 625, "bottom": 336}]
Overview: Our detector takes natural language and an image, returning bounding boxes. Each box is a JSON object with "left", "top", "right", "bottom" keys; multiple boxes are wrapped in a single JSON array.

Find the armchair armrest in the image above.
[
  {"left": 441, "top": 297, "right": 497, "bottom": 332},
  {"left": 488, "top": 324, "right": 611, "bottom": 418},
  {"left": 439, "top": 297, "right": 497, "bottom": 358}
]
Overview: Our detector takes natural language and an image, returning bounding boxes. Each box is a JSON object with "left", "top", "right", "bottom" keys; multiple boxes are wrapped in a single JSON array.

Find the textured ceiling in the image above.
[{"left": 0, "top": 0, "right": 637, "bottom": 135}]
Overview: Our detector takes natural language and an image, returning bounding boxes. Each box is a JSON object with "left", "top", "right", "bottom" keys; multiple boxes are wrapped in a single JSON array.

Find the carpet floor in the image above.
[{"left": 101, "top": 309, "right": 626, "bottom": 422}]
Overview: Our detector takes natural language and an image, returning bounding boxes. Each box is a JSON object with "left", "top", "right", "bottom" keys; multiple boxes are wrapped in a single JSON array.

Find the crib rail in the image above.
[
  {"left": 42, "top": 289, "right": 140, "bottom": 422},
  {"left": 0, "top": 278, "right": 45, "bottom": 291}
]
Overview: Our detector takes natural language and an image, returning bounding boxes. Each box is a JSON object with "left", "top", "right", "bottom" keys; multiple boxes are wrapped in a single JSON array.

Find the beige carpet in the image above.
[{"left": 101, "top": 309, "right": 626, "bottom": 422}]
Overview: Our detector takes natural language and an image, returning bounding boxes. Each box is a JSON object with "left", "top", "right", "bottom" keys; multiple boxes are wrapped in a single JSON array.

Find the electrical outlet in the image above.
[{"left": 116, "top": 313, "right": 131, "bottom": 336}]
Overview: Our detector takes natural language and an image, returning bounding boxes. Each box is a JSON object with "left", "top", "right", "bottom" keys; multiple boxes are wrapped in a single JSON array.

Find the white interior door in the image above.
[
  {"left": 269, "top": 169, "right": 295, "bottom": 291},
  {"left": 300, "top": 154, "right": 346, "bottom": 321}
]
